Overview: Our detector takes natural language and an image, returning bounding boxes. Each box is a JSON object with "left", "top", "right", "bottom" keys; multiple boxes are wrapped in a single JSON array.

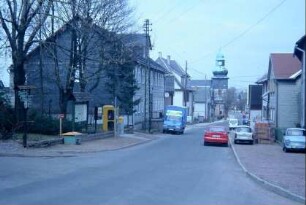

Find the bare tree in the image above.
[
  {"left": 224, "top": 87, "right": 237, "bottom": 117},
  {"left": 41, "top": 0, "right": 135, "bottom": 115},
  {"left": 0, "top": 0, "right": 52, "bottom": 120}
]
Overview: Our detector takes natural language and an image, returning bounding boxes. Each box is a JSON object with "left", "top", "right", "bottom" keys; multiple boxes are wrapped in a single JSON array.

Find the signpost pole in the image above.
[
  {"left": 114, "top": 97, "right": 117, "bottom": 138},
  {"left": 59, "top": 114, "right": 64, "bottom": 136}
]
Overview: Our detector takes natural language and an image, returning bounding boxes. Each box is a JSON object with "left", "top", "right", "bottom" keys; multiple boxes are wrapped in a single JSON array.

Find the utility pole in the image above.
[
  {"left": 143, "top": 19, "right": 152, "bottom": 132},
  {"left": 184, "top": 60, "right": 188, "bottom": 107}
]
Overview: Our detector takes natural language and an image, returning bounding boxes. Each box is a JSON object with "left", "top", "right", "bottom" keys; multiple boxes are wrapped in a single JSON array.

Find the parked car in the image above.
[
  {"left": 283, "top": 128, "right": 306, "bottom": 152},
  {"left": 203, "top": 126, "right": 229, "bottom": 146},
  {"left": 228, "top": 118, "right": 238, "bottom": 130},
  {"left": 234, "top": 125, "right": 254, "bottom": 144}
]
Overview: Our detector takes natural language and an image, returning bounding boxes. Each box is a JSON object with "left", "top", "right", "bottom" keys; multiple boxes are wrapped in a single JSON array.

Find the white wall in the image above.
[
  {"left": 173, "top": 91, "right": 183, "bottom": 107},
  {"left": 194, "top": 103, "right": 205, "bottom": 117},
  {"left": 250, "top": 110, "right": 262, "bottom": 130}
]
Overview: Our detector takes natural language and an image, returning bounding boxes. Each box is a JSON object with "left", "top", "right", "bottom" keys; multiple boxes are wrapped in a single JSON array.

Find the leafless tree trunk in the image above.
[{"left": 0, "top": 0, "right": 52, "bottom": 121}]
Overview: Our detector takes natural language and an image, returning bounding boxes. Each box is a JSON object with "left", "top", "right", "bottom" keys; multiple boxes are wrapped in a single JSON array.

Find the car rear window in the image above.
[
  {"left": 236, "top": 127, "right": 251, "bottom": 132},
  {"left": 229, "top": 119, "right": 238, "bottom": 123},
  {"left": 209, "top": 127, "right": 226, "bottom": 132}
]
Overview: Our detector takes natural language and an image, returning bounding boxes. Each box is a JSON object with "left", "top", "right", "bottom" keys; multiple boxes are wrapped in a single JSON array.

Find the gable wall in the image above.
[{"left": 277, "top": 81, "right": 301, "bottom": 128}]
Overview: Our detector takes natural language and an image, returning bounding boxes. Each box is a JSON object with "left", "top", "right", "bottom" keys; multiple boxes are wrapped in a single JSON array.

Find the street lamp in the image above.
[{"left": 18, "top": 85, "right": 35, "bottom": 148}]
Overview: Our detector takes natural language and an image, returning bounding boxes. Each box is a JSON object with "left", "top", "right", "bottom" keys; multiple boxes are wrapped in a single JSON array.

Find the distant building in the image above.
[
  {"left": 156, "top": 53, "right": 193, "bottom": 118},
  {"left": 211, "top": 52, "right": 229, "bottom": 120},
  {"left": 0, "top": 80, "right": 10, "bottom": 105},
  {"left": 190, "top": 80, "right": 211, "bottom": 122}
]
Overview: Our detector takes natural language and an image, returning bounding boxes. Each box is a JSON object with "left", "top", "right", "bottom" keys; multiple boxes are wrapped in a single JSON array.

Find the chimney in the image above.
[
  {"left": 159, "top": 52, "right": 162, "bottom": 58},
  {"left": 167, "top": 55, "right": 171, "bottom": 65}
]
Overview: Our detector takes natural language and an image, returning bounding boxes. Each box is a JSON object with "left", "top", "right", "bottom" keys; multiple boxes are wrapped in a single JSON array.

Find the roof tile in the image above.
[{"left": 270, "top": 53, "right": 301, "bottom": 79}]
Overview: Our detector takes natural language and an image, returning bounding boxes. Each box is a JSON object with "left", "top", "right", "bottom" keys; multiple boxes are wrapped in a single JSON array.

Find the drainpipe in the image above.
[{"left": 295, "top": 46, "right": 305, "bottom": 128}]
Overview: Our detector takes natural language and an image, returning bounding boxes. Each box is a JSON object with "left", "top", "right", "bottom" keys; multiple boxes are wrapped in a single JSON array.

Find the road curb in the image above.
[
  {"left": 230, "top": 140, "right": 306, "bottom": 204},
  {"left": 0, "top": 136, "right": 157, "bottom": 158}
]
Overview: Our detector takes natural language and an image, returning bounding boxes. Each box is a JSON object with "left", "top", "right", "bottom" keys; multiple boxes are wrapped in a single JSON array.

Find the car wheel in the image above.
[
  {"left": 250, "top": 140, "right": 254, "bottom": 145},
  {"left": 234, "top": 140, "right": 237, "bottom": 144},
  {"left": 224, "top": 143, "right": 229, "bottom": 147},
  {"left": 283, "top": 146, "right": 288, "bottom": 152},
  {"left": 204, "top": 141, "right": 207, "bottom": 146}
]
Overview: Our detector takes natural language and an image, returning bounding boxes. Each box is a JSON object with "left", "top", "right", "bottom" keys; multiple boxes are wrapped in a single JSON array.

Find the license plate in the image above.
[{"left": 212, "top": 135, "right": 220, "bottom": 138}]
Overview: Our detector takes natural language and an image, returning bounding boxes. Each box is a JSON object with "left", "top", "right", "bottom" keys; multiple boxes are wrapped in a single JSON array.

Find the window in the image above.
[
  {"left": 209, "top": 126, "right": 226, "bottom": 132},
  {"left": 236, "top": 127, "right": 251, "bottom": 132}
]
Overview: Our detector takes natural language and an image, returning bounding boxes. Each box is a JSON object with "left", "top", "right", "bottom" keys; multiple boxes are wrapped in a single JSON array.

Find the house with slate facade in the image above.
[
  {"left": 257, "top": 53, "right": 301, "bottom": 129},
  {"left": 13, "top": 17, "right": 165, "bottom": 131},
  {"left": 119, "top": 34, "right": 165, "bottom": 130}
]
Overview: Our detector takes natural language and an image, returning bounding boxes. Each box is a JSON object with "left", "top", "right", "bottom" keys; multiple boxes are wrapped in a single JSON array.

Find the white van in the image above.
[{"left": 228, "top": 118, "right": 238, "bottom": 130}]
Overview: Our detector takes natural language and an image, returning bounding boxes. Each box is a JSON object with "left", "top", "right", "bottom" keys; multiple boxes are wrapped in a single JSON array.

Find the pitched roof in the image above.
[
  {"left": 155, "top": 58, "right": 172, "bottom": 74},
  {"left": 118, "top": 34, "right": 165, "bottom": 73},
  {"left": 256, "top": 73, "right": 268, "bottom": 84},
  {"left": 119, "top": 33, "right": 152, "bottom": 50},
  {"left": 169, "top": 60, "right": 186, "bottom": 77},
  {"left": 156, "top": 57, "right": 187, "bottom": 77},
  {"left": 270, "top": 53, "right": 301, "bottom": 79},
  {"left": 294, "top": 35, "right": 305, "bottom": 61},
  {"left": 136, "top": 57, "right": 165, "bottom": 73}
]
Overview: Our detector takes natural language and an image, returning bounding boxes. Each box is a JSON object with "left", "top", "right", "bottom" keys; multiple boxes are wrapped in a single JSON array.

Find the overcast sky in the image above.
[
  {"left": 130, "top": 0, "right": 305, "bottom": 89},
  {"left": 0, "top": 0, "right": 305, "bottom": 89}
]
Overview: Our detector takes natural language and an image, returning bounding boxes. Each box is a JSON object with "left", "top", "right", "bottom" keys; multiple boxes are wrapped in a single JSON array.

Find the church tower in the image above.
[{"left": 211, "top": 51, "right": 229, "bottom": 120}]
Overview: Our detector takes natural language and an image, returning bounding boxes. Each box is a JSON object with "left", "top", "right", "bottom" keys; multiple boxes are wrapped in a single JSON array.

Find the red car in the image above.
[{"left": 203, "top": 126, "right": 229, "bottom": 146}]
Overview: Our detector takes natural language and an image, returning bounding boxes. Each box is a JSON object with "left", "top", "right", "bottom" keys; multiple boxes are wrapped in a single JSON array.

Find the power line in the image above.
[
  {"left": 164, "top": 0, "right": 204, "bottom": 25},
  {"left": 152, "top": 2, "right": 185, "bottom": 24},
  {"left": 191, "top": 0, "right": 288, "bottom": 63},
  {"left": 221, "top": 0, "right": 287, "bottom": 49}
]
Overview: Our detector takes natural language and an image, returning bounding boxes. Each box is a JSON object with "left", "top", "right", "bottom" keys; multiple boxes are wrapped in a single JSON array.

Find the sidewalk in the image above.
[
  {"left": 230, "top": 137, "right": 305, "bottom": 203},
  {"left": 0, "top": 132, "right": 158, "bottom": 157}
]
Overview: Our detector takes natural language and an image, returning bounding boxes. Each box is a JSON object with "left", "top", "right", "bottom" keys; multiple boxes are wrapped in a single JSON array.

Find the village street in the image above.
[{"left": 0, "top": 123, "right": 304, "bottom": 205}]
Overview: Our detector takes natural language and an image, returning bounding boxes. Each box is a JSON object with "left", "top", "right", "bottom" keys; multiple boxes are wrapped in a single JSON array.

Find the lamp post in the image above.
[{"left": 18, "top": 85, "right": 35, "bottom": 148}]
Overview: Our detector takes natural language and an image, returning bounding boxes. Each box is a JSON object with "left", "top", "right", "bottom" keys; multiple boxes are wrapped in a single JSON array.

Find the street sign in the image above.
[{"left": 59, "top": 114, "right": 65, "bottom": 119}]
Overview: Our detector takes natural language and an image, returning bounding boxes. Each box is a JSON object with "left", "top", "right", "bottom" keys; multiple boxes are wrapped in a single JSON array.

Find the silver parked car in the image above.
[
  {"left": 283, "top": 128, "right": 306, "bottom": 152},
  {"left": 234, "top": 125, "right": 254, "bottom": 144}
]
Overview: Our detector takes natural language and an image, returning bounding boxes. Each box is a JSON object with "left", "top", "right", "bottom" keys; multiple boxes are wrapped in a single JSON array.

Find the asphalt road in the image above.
[{"left": 0, "top": 124, "right": 301, "bottom": 205}]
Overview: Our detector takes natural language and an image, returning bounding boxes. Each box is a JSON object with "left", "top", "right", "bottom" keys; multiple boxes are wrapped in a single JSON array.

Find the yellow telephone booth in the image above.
[{"left": 102, "top": 105, "right": 115, "bottom": 131}]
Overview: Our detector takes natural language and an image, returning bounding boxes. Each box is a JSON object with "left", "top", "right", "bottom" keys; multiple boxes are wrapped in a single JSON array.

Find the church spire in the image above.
[{"left": 213, "top": 50, "right": 228, "bottom": 77}]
